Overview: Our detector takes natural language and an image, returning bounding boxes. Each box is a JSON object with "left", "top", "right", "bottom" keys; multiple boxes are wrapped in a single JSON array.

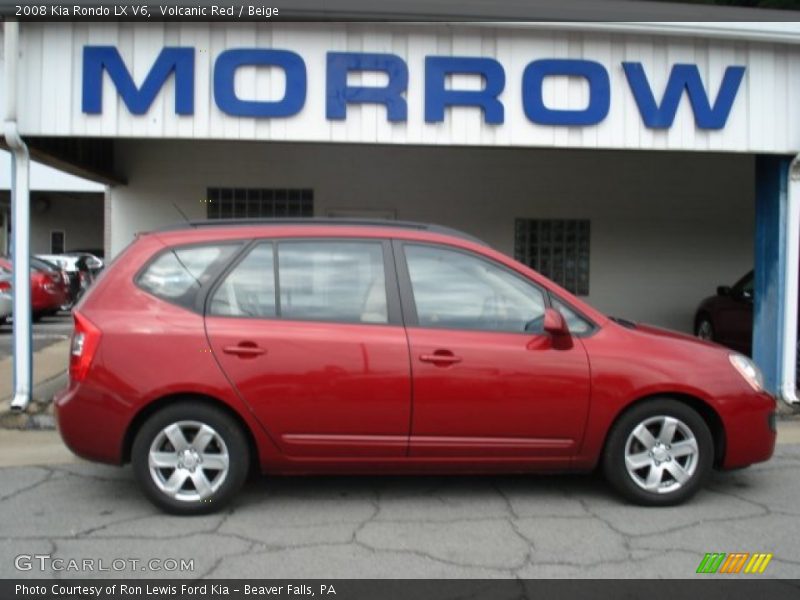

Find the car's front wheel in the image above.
[
  {"left": 603, "top": 399, "right": 714, "bottom": 506},
  {"left": 131, "top": 402, "right": 250, "bottom": 515}
]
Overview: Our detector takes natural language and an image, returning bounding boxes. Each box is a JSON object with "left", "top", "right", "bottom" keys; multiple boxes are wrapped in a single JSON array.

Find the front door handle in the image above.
[
  {"left": 419, "top": 350, "right": 462, "bottom": 367},
  {"left": 223, "top": 342, "right": 266, "bottom": 358}
]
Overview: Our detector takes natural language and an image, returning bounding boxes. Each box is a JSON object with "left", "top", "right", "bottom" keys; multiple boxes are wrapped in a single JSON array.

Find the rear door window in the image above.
[
  {"left": 209, "top": 243, "right": 277, "bottom": 318},
  {"left": 137, "top": 244, "right": 239, "bottom": 309},
  {"left": 277, "top": 241, "right": 388, "bottom": 324}
]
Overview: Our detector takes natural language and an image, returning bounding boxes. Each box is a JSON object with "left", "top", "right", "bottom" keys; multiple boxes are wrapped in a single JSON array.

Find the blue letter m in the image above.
[
  {"left": 623, "top": 62, "right": 745, "bottom": 130},
  {"left": 82, "top": 46, "right": 194, "bottom": 115}
]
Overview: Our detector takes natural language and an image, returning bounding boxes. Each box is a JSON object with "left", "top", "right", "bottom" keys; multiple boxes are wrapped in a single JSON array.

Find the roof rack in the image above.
[{"left": 154, "top": 218, "right": 489, "bottom": 246}]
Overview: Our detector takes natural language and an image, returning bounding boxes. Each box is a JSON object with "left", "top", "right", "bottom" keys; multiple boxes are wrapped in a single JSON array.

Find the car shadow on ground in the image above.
[
  {"left": 234, "top": 468, "right": 769, "bottom": 506},
  {"left": 242, "top": 470, "right": 604, "bottom": 497}
]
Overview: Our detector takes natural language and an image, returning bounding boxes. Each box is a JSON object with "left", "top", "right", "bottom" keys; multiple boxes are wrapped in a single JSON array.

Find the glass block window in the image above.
[
  {"left": 514, "top": 219, "right": 590, "bottom": 296},
  {"left": 206, "top": 188, "right": 313, "bottom": 219}
]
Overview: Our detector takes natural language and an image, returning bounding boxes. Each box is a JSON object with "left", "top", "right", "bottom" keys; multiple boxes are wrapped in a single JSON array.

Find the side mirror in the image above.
[
  {"left": 717, "top": 285, "right": 732, "bottom": 297},
  {"left": 543, "top": 308, "right": 569, "bottom": 337}
]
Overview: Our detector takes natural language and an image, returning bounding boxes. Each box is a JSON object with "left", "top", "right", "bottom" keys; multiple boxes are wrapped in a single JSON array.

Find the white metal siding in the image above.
[{"left": 15, "top": 22, "right": 800, "bottom": 153}]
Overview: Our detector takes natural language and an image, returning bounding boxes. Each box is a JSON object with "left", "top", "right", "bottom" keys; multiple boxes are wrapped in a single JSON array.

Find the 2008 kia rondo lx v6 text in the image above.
[{"left": 54, "top": 220, "right": 776, "bottom": 514}]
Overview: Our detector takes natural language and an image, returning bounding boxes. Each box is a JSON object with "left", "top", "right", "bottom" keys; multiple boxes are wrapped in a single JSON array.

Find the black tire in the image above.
[
  {"left": 131, "top": 402, "right": 250, "bottom": 515},
  {"left": 603, "top": 398, "right": 714, "bottom": 506},
  {"left": 32, "top": 312, "right": 43, "bottom": 323}
]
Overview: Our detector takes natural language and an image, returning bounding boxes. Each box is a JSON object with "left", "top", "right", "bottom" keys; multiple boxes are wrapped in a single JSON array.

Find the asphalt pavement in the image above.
[
  {"left": 1, "top": 430, "right": 799, "bottom": 579},
  {"left": 0, "top": 313, "right": 72, "bottom": 359}
]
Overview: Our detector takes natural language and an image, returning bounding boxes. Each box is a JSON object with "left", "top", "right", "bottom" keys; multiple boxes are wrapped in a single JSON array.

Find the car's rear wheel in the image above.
[
  {"left": 131, "top": 402, "right": 249, "bottom": 515},
  {"left": 603, "top": 398, "right": 714, "bottom": 506},
  {"left": 695, "top": 316, "right": 714, "bottom": 342}
]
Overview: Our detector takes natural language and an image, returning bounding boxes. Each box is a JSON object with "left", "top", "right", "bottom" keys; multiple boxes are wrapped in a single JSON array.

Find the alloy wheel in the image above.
[
  {"left": 148, "top": 420, "right": 230, "bottom": 503},
  {"left": 624, "top": 415, "right": 699, "bottom": 494}
]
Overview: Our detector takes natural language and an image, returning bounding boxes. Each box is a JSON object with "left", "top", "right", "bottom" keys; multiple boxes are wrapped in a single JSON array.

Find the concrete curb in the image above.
[{"left": 0, "top": 339, "right": 70, "bottom": 430}]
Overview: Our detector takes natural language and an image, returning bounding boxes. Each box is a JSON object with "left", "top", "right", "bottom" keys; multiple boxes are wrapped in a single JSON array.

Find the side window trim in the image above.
[
  {"left": 393, "top": 240, "right": 551, "bottom": 333},
  {"left": 392, "top": 239, "right": 419, "bottom": 326},
  {"left": 381, "top": 239, "right": 405, "bottom": 327},
  {"left": 273, "top": 240, "right": 282, "bottom": 317}
]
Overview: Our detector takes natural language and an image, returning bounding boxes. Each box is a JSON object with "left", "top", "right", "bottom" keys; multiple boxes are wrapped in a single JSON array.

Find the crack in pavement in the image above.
[
  {"left": 0, "top": 467, "right": 56, "bottom": 502},
  {"left": 492, "top": 482, "right": 536, "bottom": 576}
]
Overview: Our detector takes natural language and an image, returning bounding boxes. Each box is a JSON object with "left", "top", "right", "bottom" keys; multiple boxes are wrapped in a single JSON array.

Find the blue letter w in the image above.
[
  {"left": 623, "top": 62, "right": 745, "bottom": 130},
  {"left": 82, "top": 46, "right": 194, "bottom": 115}
]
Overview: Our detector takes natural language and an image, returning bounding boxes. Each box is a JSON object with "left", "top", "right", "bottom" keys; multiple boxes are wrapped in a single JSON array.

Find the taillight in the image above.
[
  {"left": 70, "top": 312, "right": 101, "bottom": 382},
  {"left": 0, "top": 280, "right": 10, "bottom": 294}
]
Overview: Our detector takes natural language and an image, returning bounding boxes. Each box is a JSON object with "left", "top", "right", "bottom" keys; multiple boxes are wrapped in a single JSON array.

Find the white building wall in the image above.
[
  {"left": 27, "top": 193, "right": 104, "bottom": 255},
  {"left": 110, "top": 140, "right": 754, "bottom": 332},
  {"left": 14, "top": 22, "right": 800, "bottom": 154}
]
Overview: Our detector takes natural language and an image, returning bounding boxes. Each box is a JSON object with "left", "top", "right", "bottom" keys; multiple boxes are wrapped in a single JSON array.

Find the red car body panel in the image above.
[
  {"left": 406, "top": 327, "right": 589, "bottom": 466},
  {"left": 574, "top": 324, "right": 775, "bottom": 470},
  {"left": 55, "top": 224, "right": 776, "bottom": 476},
  {"left": 206, "top": 317, "right": 412, "bottom": 458}
]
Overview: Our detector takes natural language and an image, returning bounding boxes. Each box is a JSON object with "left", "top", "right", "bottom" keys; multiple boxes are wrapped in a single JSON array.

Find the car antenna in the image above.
[{"left": 172, "top": 202, "right": 195, "bottom": 228}]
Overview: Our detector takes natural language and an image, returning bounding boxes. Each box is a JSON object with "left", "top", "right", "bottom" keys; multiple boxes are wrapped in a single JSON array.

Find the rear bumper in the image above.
[
  {"left": 54, "top": 381, "right": 127, "bottom": 465},
  {"left": 720, "top": 391, "right": 777, "bottom": 469}
]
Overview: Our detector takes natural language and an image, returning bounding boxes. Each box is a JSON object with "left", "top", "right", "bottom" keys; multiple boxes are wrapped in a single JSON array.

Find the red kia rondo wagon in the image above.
[{"left": 55, "top": 220, "right": 776, "bottom": 514}]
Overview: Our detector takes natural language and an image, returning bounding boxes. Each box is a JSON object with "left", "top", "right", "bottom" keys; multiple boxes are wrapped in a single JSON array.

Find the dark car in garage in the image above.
[{"left": 694, "top": 271, "right": 754, "bottom": 355}]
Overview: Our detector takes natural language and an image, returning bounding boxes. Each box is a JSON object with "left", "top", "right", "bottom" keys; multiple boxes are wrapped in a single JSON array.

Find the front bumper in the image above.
[{"left": 720, "top": 391, "right": 777, "bottom": 469}]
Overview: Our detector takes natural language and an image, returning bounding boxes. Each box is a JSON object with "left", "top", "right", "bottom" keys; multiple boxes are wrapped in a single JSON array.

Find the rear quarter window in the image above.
[{"left": 137, "top": 244, "right": 239, "bottom": 310}]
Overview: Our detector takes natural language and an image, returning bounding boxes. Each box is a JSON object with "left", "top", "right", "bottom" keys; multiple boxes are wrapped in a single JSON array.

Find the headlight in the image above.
[{"left": 729, "top": 354, "right": 765, "bottom": 392}]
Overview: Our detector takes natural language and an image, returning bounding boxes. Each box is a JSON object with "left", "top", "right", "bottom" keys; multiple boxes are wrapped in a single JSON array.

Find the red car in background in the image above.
[
  {"left": 55, "top": 220, "right": 776, "bottom": 514},
  {"left": 0, "top": 257, "right": 70, "bottom": 321},
  {"left": 0, "top": 269, "right": 11, "bottom": 323}
]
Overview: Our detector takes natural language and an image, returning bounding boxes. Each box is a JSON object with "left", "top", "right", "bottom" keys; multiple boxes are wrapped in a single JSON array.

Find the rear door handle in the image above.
[
  {"left": 419, "top": 351, "right": 462, "bottom": 366},
  {"left": 223, "top": 343, "right": 266, "bottom": 358}
]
